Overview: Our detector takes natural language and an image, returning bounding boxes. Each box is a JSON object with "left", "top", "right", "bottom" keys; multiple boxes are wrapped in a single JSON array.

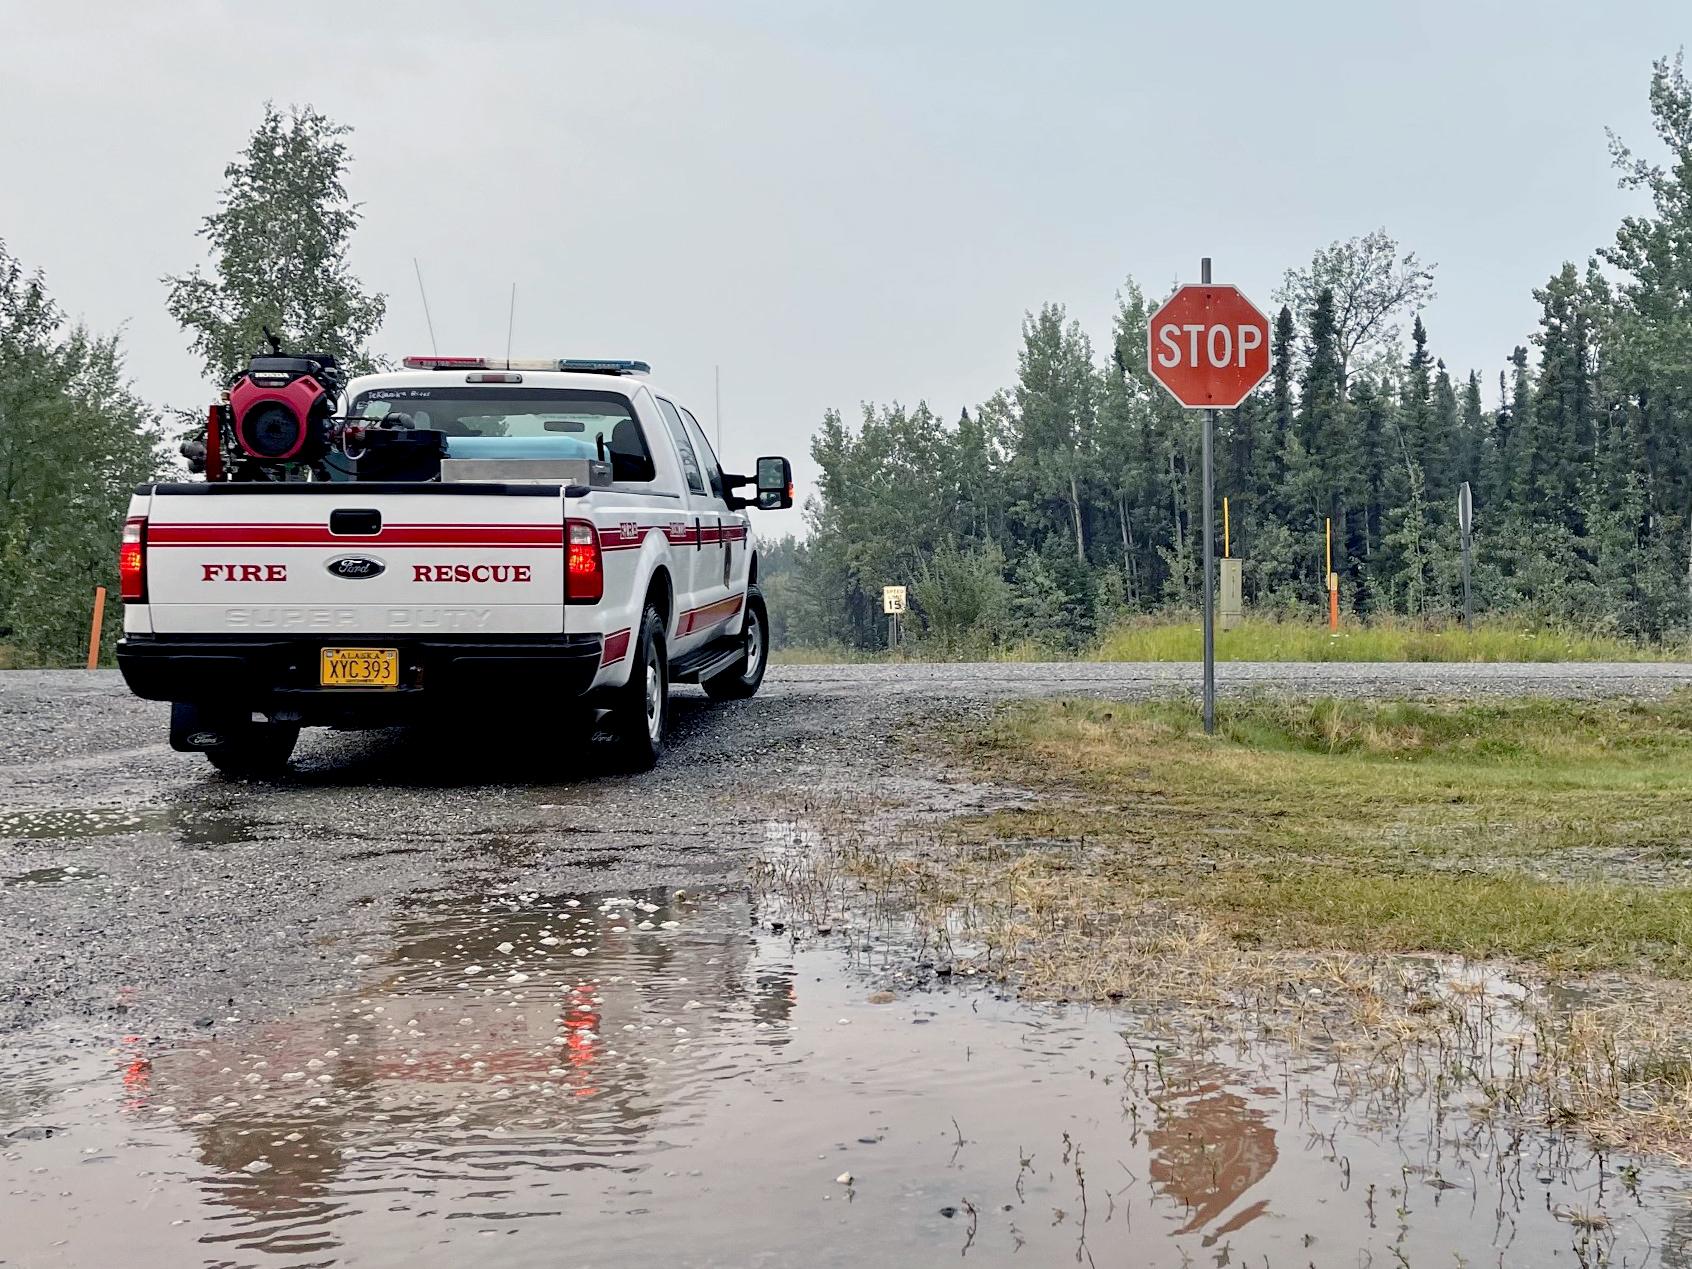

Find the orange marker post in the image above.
[{"left": 87, "top": 586, "right": 107, "bottom": 670}]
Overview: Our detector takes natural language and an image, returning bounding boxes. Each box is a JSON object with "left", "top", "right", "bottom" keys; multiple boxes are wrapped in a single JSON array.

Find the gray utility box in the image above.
[
  {"left": 439, "top": 459, "right": 612, "bottom": 487},
  {"left": 1219, "top": 558, "right": 1243, "bottom": 631}
]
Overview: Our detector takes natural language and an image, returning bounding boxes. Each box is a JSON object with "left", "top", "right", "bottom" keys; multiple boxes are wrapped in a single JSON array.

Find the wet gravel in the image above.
[{"left": 2, "top": 661, "right": 1689, "bottom": 1045}]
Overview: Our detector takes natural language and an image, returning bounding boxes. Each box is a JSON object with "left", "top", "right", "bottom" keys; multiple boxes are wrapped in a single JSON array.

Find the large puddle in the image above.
[{"left": 5, "top": 862, "right": 1692, "bottom": 1265}]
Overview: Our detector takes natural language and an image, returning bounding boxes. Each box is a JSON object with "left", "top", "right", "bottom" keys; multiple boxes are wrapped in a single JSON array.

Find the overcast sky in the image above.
[{"left": 1, "top": 1, "right": 1682, "bottom": 533}]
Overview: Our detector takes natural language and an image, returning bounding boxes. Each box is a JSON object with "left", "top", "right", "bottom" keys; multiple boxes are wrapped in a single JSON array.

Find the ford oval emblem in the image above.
[{"left": 327, "top": 555, "right": 385, "bottom": 580}]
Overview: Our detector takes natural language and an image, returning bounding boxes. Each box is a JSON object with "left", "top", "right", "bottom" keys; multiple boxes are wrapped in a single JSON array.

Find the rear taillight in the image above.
[
  {"left": 566, "top": 520, "right": 602, "bottom": 603},
  {"left": 119, "top": 518, "right": 146, "bottom": 602}
]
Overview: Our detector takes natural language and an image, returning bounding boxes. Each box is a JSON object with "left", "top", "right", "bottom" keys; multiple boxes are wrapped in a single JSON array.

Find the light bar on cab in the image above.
[
  {"left": 556, "top": 359, "right": 651, "bottom": 375},
  {"left": 402, "top": 355, "right": 651, "bottom": 375},
  {"left": 401, "top": 355, "right": 485, "bottom": 369}
]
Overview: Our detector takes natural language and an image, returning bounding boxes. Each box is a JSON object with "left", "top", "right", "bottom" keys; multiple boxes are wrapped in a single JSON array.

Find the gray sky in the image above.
[{"left": 1, "top": 0, "right": 1681, "bottom": 535}]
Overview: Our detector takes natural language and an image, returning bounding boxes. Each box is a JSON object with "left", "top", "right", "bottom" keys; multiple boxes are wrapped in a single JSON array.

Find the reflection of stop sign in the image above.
[{"left": 1147, "top": 284, "right": 1272, "bottom": 409}]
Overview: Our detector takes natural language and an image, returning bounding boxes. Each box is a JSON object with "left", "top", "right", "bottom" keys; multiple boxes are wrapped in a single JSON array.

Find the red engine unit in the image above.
[{"left": 228, "top": 368, "right": 335, "bottom": 463}]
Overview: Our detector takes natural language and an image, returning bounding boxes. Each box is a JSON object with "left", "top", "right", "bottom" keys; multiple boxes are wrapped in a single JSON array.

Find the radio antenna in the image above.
[
  {"left": 714, "top": 364, "right": 722, "bottom": 453},
  {"left": 506, "top": 283, "right": 517, "bottom": 368},
  {"left": 413, "top": 258, "right": 439, "bottom": 355}
]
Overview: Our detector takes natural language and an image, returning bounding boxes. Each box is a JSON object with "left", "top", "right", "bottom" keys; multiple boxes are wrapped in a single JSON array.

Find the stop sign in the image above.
[{"left": 1146, "top": 284, "right": 1272, "bottom": 409}]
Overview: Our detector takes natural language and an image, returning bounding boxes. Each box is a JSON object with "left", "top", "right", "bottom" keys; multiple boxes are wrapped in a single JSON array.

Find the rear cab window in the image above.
[
  {"left": 347, "top": 385, "right": 656, "bottom": 481},
  {"left": 655, "top": 398, "right": 707, "bottom": 497}
]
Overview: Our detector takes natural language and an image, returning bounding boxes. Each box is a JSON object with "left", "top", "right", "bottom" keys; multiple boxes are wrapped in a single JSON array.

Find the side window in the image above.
[
  {"left": 679, "top": 407, "right": 726, "bottom": 501},
  {"left": 656, "top": 398, "right": 707, "bottom": 497}
]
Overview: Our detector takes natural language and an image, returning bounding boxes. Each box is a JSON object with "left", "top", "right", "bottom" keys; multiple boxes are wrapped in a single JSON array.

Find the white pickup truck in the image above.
[{"left": 115, "top": 354, "right": 794, "bottom": 774}]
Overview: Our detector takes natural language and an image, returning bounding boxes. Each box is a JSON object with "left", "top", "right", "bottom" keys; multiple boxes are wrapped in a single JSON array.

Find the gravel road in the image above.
[{"left": 2, "top": 660, "right": 1689, "bottom": 1044}]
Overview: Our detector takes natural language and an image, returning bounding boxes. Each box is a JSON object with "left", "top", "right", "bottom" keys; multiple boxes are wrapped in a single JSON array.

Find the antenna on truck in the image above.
[
  {"left": 413, "top": 258, "right": 439, "bottom": 356},
  {"left": 506, "top": 283, "right": 517, "bottom": 368}
]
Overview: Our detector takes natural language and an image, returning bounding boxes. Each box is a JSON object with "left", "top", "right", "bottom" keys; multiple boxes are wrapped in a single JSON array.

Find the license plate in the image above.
[{"left": 320, "top": 647, "right": 399, "bottom": 688}]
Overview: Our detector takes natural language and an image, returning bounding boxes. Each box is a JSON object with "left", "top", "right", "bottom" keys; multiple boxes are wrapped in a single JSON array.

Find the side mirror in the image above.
[{"left": 754, "top": 456, "right": 794, "bottom": 510}]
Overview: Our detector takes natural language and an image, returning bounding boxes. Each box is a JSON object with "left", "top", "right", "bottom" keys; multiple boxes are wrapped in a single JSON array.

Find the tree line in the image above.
[
  {"left": 0, "top": 105, "right": 383, "bottom": 666},
  {"left": 4, "top": 60, "right": 1691, "bottom": 665},
  {"left": 762, "top": 55, "right": 1692, "bottom": 654}
]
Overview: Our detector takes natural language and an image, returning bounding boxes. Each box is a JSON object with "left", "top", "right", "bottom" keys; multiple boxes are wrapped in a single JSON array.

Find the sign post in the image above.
[
  {"left": 1219, "top": 495, "right": 1242, "bottom": 631},
  {"left": 1147, "top": 265, "right": 1272, "bottom": 734},
  {"left": 882, "top": 585, "right": 908, "bottom": 651},
  {"left": 1200, "top": 264, "right": 1217, "bottom": 733},
  {"left": 1458, "top": 481, "right": 1474, "bottom": 627}
]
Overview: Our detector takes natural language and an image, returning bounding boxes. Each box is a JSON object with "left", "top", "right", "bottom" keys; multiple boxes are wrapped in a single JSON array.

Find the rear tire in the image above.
[
  {"left": 605, "top": 605, "right": 667, "bottom": 770},
  {"left": 703, "top": 586, "right": 769, "bottom": 701},
  {"left": 204, "top": 722, "right": 299, "bottom": 778},
  {"left": 172, "top": 701, "right": 299, "bottom": 778}
]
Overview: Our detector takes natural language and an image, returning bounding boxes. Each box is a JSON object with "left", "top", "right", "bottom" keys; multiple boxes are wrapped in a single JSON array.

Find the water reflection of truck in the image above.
[{"left": 135, "top": 887, "right": 796, "bottom": 1251}]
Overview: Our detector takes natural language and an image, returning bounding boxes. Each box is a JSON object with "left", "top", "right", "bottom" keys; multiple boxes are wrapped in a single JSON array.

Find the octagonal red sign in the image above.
[{"left": 1146, "top": 284, "right": 1272, "bottom": 409}]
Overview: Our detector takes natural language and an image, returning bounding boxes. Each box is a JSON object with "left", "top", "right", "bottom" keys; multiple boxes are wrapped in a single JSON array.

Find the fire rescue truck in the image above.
[{"left": 115, "top": 351, "right": 794, "bottom": 774}]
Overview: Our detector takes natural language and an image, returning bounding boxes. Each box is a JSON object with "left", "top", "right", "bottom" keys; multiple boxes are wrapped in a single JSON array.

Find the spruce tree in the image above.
[{"left": 1429, "top": 358, "right": 1459, "bottom": 501}]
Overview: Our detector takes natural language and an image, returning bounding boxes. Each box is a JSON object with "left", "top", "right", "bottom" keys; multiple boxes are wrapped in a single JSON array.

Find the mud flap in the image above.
[{"left": 169, "top": 701, "right": 235, "bottom": 752}]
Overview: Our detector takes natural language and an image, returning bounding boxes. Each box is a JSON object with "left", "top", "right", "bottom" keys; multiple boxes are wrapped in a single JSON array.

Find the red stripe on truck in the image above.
[
  {"left": 597, "top": 523, "right": 749, "bottom": 552},
  {"left": 678, "top": 592, "right": 745, "bottom": 636},
  {"left": 149, "top": 523, "right": 563, "bottom": 548},
  {"left": 600, "top": 628, "right": 632, "bottom": 666}
]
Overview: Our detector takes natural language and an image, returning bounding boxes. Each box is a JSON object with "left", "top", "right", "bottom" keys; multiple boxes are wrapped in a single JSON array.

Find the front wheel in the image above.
[
  {"left": 703, "top": 587, "right": 769, "bottom": 701},
  {"left": 604, "top": 604, "right": 667, "bottom": 770}
]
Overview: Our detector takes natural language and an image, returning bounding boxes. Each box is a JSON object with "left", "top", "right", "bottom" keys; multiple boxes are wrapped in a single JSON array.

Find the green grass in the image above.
[
  {"left": 958, "top": 692, "right": 1692, "bottom": 976},
  {"left": 1093, "top": 613, "right": 1680, "bottom": 662}
]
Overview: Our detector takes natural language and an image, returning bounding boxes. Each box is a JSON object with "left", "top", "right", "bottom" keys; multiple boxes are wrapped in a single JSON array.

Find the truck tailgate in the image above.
[{"left": 140, "top": 485, "right": 570, "bottom": 637}]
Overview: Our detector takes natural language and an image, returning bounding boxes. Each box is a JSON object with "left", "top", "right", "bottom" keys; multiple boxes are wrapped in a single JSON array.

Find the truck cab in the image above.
[{"left": 116, "top": 355, "right": 794, "bottom": 774}]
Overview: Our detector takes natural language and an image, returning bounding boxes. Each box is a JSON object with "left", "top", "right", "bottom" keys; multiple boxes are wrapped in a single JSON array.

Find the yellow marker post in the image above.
[
  {"left": 1325, "top": 519, "right": 1339, "bottom": 633},
  {"left": 1222, "top": 496, "right": 1231, "bottom": 559},
  {"left": 86, "top": 586, "right": 107, "bottom": 670}
]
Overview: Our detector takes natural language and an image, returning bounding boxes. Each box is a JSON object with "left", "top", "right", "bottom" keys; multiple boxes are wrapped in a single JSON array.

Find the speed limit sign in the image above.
[{"left": 882, "top": 586, "right": 907, "bottom": 615}]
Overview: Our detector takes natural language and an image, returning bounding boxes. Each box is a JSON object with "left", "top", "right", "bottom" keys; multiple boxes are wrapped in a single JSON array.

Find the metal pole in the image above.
[
  {"left": 1461, "top": 538, "right": 1473, "bottom": 626},
  {"left": 1459, "top": 481, "right": 1474, "bottom": 626},
  {"left": 1200, "top": 257, "right": 1216, "bottom": 735}
]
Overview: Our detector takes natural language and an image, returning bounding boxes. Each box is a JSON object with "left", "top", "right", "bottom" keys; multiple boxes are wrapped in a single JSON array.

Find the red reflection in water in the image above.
[
  {"left": 1147, "top": 1074, "right": 1277, "bottom": 1239},
  {"left": 119, "top": 1034, "right": 151, "bottom": 1111},
  {"left": 560, "top": 981, "right": 600, "bottom": 1097}
]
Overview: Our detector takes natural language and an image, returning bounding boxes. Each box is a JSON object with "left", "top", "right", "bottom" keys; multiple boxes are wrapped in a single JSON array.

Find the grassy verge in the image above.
[
  {"left": 773, "top": 614, "right": 1685, "bottom": 664},
  {"left": 1094, "top": 613, "right": 1678, "bottom": 661},
  {"left": 958, "top": 694, "right": 1692, "bottom": 974},
  {"left": 767, "top": 692, "right": 1692, "bottom": 1156}
]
